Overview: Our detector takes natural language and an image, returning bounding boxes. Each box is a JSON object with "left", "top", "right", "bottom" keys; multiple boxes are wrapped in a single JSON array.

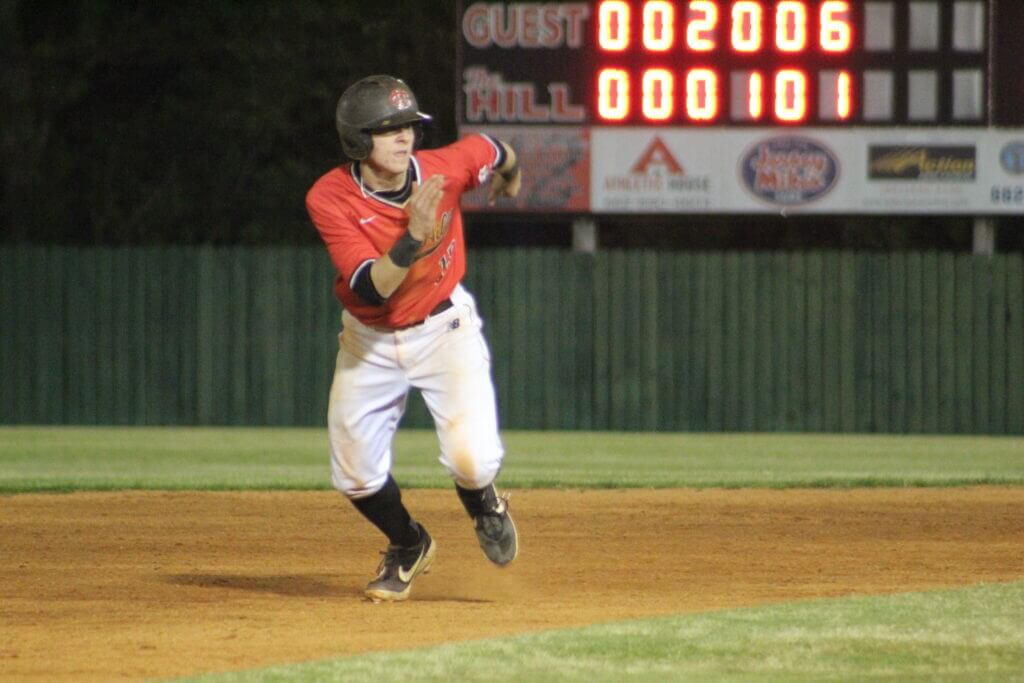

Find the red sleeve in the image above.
[
  {"left": 422, "top": 134, "right": 503, "bottom": 194},
  {"left": 305, "top": 176, "right": 379, "bottom": 286}
]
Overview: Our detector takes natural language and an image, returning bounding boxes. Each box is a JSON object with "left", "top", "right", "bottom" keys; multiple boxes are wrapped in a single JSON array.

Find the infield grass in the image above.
[
  {"left": 1, "top": 426, "right": 1023, "bottom": 493},
  {"left": 180, "top": 580, "right": 1024, "bottom": 682}
]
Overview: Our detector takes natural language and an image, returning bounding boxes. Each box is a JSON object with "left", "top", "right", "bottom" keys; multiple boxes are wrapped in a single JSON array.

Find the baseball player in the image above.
[{"left": 305, "top": 75, "right": 521, "bottom": 602}]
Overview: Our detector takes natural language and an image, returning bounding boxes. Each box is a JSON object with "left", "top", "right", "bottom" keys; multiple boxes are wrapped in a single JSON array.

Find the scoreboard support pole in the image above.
[
  {"left": 573, "top": 217, "right": 598, "bottom": 254},
  {"left": 972, "top": 217, "right": 997, "bottom": 256}
]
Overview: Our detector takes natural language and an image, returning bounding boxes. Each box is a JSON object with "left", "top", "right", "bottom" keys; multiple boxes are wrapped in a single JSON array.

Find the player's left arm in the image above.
[{"left": 488, "top": 141, "right": 521, "bottom": 205}]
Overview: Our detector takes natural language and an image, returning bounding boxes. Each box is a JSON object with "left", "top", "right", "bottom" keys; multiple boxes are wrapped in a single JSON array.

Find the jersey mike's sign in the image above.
[{"left": 740, "top": 136, "right": 840, "bottom": 206}]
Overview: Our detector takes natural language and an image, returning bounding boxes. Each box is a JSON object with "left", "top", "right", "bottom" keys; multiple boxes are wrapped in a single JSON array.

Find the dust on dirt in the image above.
[{"left": 2, "top": 488, "right": 1022, "bottom": 681}]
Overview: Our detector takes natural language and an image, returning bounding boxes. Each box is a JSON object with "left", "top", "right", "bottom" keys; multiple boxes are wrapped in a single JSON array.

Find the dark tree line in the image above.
[
  {"left": 2, "top": 1, "right": 1019, "bottom": 250},
  {"left": 1, "top": 0, "right": 457, "bottom": 245}
]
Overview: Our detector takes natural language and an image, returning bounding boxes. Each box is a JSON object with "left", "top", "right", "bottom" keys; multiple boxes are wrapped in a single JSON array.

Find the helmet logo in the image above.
[{"left": 389, "top": 88, "right": 413, "bottom": 111}]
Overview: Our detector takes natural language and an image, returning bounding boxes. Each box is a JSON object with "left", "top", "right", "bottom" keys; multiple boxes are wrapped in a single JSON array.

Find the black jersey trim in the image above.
[
  {"left": 351, "top": 160, "right": 420, "bottom": 208},
  {"left": 348, "top": 258, "right": 374, "bottom": 290},
  {"left": 351, "top": 258, "right": 386, "bottom": 306},
  {"left": 480, "top": 133, "right": 505, "bottom": 169}
]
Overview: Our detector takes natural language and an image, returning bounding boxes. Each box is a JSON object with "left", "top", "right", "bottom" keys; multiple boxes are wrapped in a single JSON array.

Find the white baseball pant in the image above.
[{"left": 327, "top": 284, "right": 504, "bottom": 499}]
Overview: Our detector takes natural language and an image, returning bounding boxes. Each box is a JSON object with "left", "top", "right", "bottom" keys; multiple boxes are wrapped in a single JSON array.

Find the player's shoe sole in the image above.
[{"left": 474, "top": 496, "right": 518, "bottom": 566}]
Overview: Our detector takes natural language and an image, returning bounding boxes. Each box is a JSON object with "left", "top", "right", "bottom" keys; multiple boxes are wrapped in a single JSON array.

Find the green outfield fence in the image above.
[{"left": 1, "top": 246, "right": 1022, "bottom": 433}]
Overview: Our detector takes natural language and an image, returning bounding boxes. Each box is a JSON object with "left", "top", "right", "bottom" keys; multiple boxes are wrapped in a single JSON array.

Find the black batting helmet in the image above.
[{"left": 335, "top": 75, "right": 433, "bottom": 160}]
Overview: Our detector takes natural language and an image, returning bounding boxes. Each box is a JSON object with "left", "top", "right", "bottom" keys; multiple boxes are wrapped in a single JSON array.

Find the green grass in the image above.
[
  {"left": 1, "top": 427, "right": 1022, "bottom": 493},
  {"left": 178, "top": 581, "right": 1024, "bottom": 682}
]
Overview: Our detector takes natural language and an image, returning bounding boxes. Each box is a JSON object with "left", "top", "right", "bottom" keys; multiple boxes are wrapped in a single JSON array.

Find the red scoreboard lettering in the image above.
[
  {"left": 687, "top": 68, "right": 718, "bottom": 120},
  {"left": 595, "top": 0, "right": 855, "bottom": 123},
  {"left": 687, "top": 1, "right": 718, "bottom": 51},
  {"left": 821, "top": 1, "right": 852, "bottom": 52},
  {"left": 732, "top": 1, "right": 763, "bottom": 52},
  {"left": 775, "top": 69, "right": 807, "bottom": 121},
  {"left": 836, "top": 71, "right": 851, "bottom": 119},
  {"left": 775, "top": 1, "right": 808, "bottom": 52},
  {"left": 643, "top": 1, "right": 675, "bottom": 51},
  {"left": 598, "top": 68, "right": 630, "bottom": 119},
  {"left": 748, "top": 72, "right": 764, "bottom": 119},
  {"left": 643, "top": 68, "right": 675, "bottom": 120},
  {"left": 599, "top": 1, "right": 630, "bottom": 51}
]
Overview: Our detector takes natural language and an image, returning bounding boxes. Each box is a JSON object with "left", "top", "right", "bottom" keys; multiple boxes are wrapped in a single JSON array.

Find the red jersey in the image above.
[{"left": 306, "top": 134, "right": 501, "bottom": 328}]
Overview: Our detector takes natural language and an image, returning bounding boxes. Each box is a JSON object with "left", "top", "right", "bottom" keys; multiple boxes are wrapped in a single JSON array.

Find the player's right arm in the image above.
[
  {"left": 363, "top": 174, "right": 445, "bottom": 299},
  {"left": 488, "top": 141, "right": 521, "bottom": 205}
]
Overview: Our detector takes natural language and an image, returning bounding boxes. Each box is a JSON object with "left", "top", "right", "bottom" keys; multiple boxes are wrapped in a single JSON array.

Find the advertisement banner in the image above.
[
  {"left": 586, "top": 128, "right": 1023, "bottom": 214},
  {"left": 458, "top": 126, "right": 1024, "bottom": 214},
  {"left": 461, "top": 125, "right": 590, "bottom": 212}
]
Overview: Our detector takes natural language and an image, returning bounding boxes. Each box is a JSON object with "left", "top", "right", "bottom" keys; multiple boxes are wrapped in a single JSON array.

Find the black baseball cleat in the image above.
[
  {"left": 472, "top": 492, "right": 518, "bottom": 566},
  {"left": 364, "top": 523, "right": 436, "bottom": 603}
]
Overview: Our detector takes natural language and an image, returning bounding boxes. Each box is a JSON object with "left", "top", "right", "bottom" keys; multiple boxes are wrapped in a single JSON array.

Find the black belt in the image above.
[{"left": 396, "top": 298, "right": 453, "bottom": 330}]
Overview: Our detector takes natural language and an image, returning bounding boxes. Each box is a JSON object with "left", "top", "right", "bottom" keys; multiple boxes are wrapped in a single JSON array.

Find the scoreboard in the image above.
[
  {"left": 456, "top": 1, "right": 1024, "bottom": 214},
  {"left": 591, "top": 0, "right": 861, "bottom": 125}
]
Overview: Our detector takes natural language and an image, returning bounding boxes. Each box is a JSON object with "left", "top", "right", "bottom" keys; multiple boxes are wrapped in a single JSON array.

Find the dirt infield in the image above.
[{"left": 2, "top": 488, "right": 1023, "bottom": 681}]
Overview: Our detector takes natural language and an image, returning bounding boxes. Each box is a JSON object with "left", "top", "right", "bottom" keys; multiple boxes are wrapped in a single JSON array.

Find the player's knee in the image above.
[
  {"left": 331, "top": 469, "right": 388, "bottom": 500},
  {"left": 328, "top": 429, "right": 392, "bottom": 499},
  {"left": 449, "top": 451, "right": 502, "bottom": 490}
]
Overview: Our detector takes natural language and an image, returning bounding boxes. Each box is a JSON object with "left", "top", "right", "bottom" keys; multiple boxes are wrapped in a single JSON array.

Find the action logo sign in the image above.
[
  {"left": 608, "top": 136, "right": 709, "bottom": 193},
  {"left": 739, "top": 136, "right": 840, "bottom": 206},
  {"left": 868, "top": 146, "right": 976, "bottom": 181},
  {"left": 593, "top": 133, "right": 712, "bottom": 212}
]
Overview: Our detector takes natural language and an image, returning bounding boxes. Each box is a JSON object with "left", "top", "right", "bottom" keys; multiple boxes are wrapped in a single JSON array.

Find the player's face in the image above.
[{"left": 367, "top": 125, "right": 414, "bottom": 177}]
